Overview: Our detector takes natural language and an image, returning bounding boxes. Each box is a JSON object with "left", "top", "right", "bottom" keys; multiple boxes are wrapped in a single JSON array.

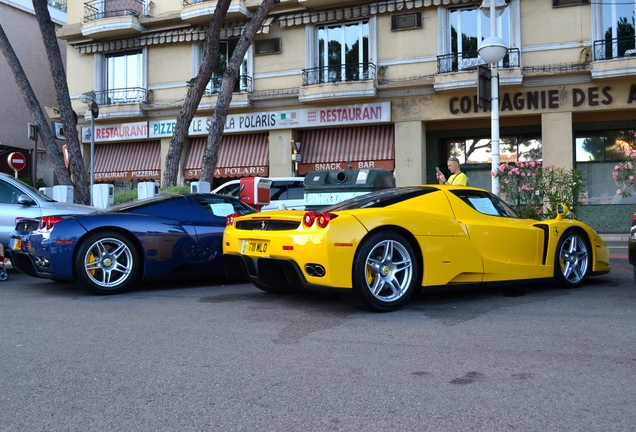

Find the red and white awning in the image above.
[
  {"left": 184, "top": 133, "right": 269, "bottom": 179},
  {"left": 93, "top": 140, "right": 160, "bottom": 182},
  {"left": 298, "top": 125, "right": 395, "bottom": 175}
]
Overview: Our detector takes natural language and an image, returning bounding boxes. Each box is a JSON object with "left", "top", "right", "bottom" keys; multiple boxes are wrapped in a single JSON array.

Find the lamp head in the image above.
[
  {"left": 79, "top": 91, "right": 95, "bottom": 104},
  {"left": 478, "top": 36, "right": 507, "bottom": 64}
]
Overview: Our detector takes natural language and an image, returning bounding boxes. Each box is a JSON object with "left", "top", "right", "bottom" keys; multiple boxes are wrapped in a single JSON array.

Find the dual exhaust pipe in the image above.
[
  {"left": 35, "top": 256, "right": 50, "bottom": 267},
  {"left": 305, "top": 263, "right": 326, "bottom": 277}
]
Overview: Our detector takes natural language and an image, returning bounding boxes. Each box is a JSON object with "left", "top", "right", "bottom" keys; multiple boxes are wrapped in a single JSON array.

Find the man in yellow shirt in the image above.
[{"left": 436, "top": 157, "right": 468, "bottom": 186}]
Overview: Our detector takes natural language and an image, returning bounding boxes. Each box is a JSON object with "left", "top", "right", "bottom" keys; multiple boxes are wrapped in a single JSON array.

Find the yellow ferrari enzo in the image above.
[{"left": 223, "top": 185, "right": 610, "bottom": 312}]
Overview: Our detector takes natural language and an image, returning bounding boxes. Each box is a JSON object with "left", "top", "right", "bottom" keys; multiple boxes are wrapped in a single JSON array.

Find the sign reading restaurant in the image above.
[
  {"left": 148, "top": 102, "right": 391, "bottom": 138},
  {"left": 81, "top": 102, "right": 391, "bottom": 143}
]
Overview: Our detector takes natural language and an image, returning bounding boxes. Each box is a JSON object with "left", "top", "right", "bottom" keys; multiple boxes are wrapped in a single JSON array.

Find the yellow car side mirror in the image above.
[{"left": 556, "top": 203, "right": 569, "bottom": 220}]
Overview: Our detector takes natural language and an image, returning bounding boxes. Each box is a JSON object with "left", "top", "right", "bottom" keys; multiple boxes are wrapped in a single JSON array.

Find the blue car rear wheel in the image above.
[{"left": 75, "top": 231, "right": 139, "bottom": 295}]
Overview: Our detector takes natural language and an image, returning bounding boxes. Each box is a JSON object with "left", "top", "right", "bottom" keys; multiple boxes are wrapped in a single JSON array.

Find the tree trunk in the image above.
[
  {"left": 200, "top": 0, "right": 278, "bottom": 183},
  {"left": 32, "top": 0, "right": 90, "bottom": 204},
  {"left": 0, "top": 23, "right": 73, "bottom": 189},
  {"left": 161, "top": 0, "right": 233, "bottom": 188}
]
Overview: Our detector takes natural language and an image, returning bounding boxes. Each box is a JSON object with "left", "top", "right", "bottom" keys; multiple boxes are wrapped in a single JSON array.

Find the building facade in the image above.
[
  {"left": 59, "top": 0, "right": 636, "bottom": 231},
  {"left": 0, "top": 0, "right": 67, "bottom": 186}
]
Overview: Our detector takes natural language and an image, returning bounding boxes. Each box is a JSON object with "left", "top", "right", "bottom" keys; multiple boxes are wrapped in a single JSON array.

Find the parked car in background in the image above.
[
  {"left": 0, "top": 172, "right": 95, "bottom": 247},
  {"left": 224, "top": 185, "right": 611, "bottom": 312},
  {"left": 213, "top": 177, "right": 305, "bottom": 210},
  {"left": 9, "top": 193, "right": 255, "bottom": 295}
]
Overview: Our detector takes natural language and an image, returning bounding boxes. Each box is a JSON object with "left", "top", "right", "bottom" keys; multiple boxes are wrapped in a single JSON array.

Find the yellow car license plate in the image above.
[
  {"left": 242, "top": 240, "right": 269, "bottom": 255},
  {"left": 12, "top": 238, "right": 22, "bottom": 251}
]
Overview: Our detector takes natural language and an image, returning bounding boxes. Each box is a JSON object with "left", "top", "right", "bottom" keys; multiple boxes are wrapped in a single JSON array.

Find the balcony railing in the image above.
[
  {"left": 84, "top": 0, "right": 146, "bottom": 23},
  {"left": 593, "top": 36, "right": 636, "bottom": 61},
  {"left": 302, "top": 62, "right": 377, "bottom": 86},
  {"left": 94, "top": 87, "right": 148, "bottom": 106},
  {"left": 183, "top": 0, "right": 212, "bottom": 5},
  {"left": 437, "top": 48, "right": 520, "bottom": 74},
  {"left": 48, "top": 0, "right": 67, "bottom": 12},
  {"left": 204, "top": 75, "right": 253, "bottom": 95}
]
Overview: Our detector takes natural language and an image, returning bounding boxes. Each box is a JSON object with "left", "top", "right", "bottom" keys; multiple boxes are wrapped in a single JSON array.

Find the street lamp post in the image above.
[
  {"left": 478, "top": 0, "right": 507, "bottom": 196},
  {"left": 80, "top": 92, "right": 99, "bottom": 206}
]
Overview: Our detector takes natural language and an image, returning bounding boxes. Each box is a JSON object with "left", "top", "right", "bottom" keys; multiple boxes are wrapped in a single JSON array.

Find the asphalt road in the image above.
[{"left": 1, "top": 249, "right": 635, "bottom": 431}]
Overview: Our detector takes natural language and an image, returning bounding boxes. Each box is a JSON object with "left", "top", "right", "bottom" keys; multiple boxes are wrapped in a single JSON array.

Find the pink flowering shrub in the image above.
[
  {"left": 493, "top": 161, "right": 583, "bottom": 220},
  {"left": 613, "top": 147, "right": 636, "bottom": 197}
]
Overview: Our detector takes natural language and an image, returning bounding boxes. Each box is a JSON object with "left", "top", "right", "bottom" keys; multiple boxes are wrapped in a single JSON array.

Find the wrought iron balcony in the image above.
[
  {"left": 48, "top": 0, "right": 67, "bottom": 11},
  {"left": 302, "top": 62, "right": 377, "bottom": 86},
  {"left": 204, "top": 75, "right": 253, "bottom": 96},
  {"left": 437, "top": 48, "right": 520, "bottom": 74},
  {"left": 94, "top": 87, "right": 148, "bottom": 106},
  {"left": 593, "top": 36, "right": 636, "bottom": 61},
  {"left": 84, "top": 0, "right": 146, "bottom": 23}
]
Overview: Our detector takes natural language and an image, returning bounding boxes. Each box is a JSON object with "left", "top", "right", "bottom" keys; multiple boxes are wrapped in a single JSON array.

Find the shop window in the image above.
[
  {"left": 441, "top": 135, "right": 541, "bottom": 191},
  {"left": 575, "top": 130, "right": 636, "bottom": 204}
]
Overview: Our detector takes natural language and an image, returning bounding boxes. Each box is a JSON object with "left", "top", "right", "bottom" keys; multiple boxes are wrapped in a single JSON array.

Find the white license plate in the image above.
[{"left": 241, "top": 240, "right": 269, "bottom": 255}]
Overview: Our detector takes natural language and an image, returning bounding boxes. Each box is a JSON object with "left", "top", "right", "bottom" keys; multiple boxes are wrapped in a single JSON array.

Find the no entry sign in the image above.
[{"left": 8, "top": 152, "right": 26, "bottom": 171}]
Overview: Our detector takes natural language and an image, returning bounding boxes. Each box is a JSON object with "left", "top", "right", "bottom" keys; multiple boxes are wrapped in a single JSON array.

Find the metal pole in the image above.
[
  {"left": 490, "top": 0, "right": 500, "bottom": 196},
  {"left": 32, "top": 126, "right": 38, "bottom": 187},
  {"left": 90, "top": 115, "right": 95, "bottom": 206}
]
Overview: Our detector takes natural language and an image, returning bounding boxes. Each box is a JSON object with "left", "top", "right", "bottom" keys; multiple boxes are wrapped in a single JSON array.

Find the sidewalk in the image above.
[{"left": 600, "top": 233, "right": 630, "bottom": 243}]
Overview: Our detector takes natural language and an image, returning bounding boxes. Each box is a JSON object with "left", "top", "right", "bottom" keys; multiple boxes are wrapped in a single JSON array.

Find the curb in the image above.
[{"left": 599, "top": 233, "right": 630, "bottom": 243}]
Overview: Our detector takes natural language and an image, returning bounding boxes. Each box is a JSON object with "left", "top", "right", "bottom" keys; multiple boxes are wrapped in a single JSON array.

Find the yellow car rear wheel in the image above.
[{"left": 348, "top": 230, "right": 419, "bottom": 312}]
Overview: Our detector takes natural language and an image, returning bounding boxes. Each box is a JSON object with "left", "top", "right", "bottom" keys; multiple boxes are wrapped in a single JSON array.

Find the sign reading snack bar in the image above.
[{"left": 149, "top": 102, "right": 391, "bottom": 138}]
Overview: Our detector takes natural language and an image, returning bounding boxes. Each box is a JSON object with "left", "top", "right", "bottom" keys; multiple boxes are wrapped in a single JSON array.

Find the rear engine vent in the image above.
[{"left": 236, "top": 220, "right": 300, "bottom": 231}]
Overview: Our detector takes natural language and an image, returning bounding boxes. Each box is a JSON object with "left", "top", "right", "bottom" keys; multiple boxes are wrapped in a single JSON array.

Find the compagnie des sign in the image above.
[{"left": 148, "top": 102, "right": 391, "bottom": 138}]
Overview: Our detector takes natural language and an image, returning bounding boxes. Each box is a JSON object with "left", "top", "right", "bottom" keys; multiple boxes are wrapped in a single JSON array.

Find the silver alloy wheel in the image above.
[
  {"left": 363, "top": 239, "right": 414, "bottom": 302},
  {"left": 82, "top": 237, "right": 134, "bottom": 288},
  {"left": 558, "top": 233, "right": 589, "bottom": 285}
]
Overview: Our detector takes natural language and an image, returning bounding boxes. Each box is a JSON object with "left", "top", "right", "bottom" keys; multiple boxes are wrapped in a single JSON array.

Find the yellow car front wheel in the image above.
[
  {"left": 554, "top": 230, "right": 590, "bottom": 287},
  {"left": 347, "top": 231, "right": 419, "bottom": 312}
]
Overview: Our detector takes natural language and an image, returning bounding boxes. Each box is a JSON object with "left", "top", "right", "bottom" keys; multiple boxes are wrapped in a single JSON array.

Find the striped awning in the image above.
[
  {"left": 75, "top": 18, "right": 274, "bottom": 54},
  {"left": 93, "top": 140, "right": 160, "bottom": 182},
  {"left": 277, "top": 0, "right": 475, "bottom": 27},
  {"left": 298, "top": 125, "right": 395, "bottom": 175},
  {"left": 184, "top": 133, "right": 269, "bottom": 179}
]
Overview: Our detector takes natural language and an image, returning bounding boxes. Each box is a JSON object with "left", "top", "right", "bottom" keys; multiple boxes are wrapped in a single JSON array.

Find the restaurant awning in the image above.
[
  {"left": 184, "top": 133, "right": 269, "bottom": 179},
  {"left": 93, "top": 140, "right": 160, "bottom": 182},
  {"left": 298, "top": 125, "right": 395, "bottom": 175},
  {"left": 74, "top": 18, "right": 274, "bottom": 54},
  {"left": 277, "top": 0, "right": 473, "bottom": 27}
]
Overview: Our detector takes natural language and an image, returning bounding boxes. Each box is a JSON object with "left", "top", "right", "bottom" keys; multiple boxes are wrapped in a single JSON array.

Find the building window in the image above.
[
  {"left": 198, "top": 40, "right": 251, "bottom": 94},
  {"left": 102, "top": 50, "right": 145, "bottom": 104},
  {"left": 450, "top": 5, "right": 510, "bottom": 70},
  {"left": 317, "top": 19, "right": 370, "bottom": 83},
  {"left": 593, "top": 2, "right": 636, "bottom": 60},
  {"left": 438, "top": 1, "right": 519, "bottom": 73},
  {"left": 575, "top": 130, "right": 636, "bottom": 204}
]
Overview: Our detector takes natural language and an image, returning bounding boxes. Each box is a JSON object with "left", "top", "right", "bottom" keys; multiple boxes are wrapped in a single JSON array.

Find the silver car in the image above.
[{"left": 0, "top": 172, "right": 96, "bottom": 246}]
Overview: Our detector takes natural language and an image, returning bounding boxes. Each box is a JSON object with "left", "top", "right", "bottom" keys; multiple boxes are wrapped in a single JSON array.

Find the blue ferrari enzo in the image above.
[{"left": 9, "top": 193, "right": 255, "bottom": 294}]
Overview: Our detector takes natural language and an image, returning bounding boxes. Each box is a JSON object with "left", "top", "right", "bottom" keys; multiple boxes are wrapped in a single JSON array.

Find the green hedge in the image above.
[{"left": 113, "top": 185, "right": 191, "bottom": 205}]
